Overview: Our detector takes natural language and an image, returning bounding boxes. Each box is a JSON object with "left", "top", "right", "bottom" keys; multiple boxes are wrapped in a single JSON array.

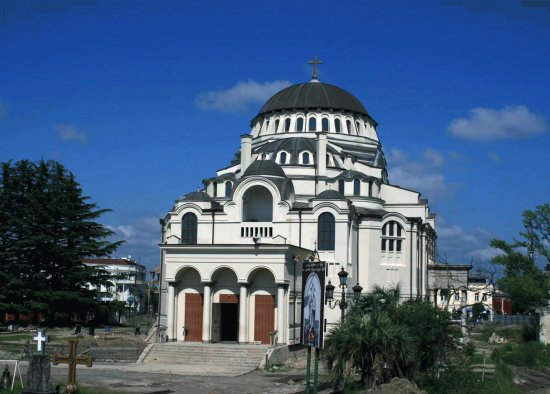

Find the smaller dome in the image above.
[
  {"left": 182, "top": 191, "right": 212, "bottom": 202},
  {"left": 243, "top": 160, "right": 287, "bottom": 178},
  {"left": 317, "top": 190, "right": 345, "bottom": 200}
]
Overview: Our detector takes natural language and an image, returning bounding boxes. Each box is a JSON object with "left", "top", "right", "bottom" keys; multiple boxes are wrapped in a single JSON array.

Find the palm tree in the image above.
[{"left": 323, "top": 286, "right": 415, "bottom": 389}]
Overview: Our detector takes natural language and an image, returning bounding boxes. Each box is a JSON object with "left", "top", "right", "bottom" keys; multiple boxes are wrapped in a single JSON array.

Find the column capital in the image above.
[{"left": 238, "top": 281, "right": 250, "bottom": 287}]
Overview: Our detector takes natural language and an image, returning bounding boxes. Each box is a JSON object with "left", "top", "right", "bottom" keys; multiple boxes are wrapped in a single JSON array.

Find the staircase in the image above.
[{"left": 139, "top": 342, "right": 268, "bottom": 371}]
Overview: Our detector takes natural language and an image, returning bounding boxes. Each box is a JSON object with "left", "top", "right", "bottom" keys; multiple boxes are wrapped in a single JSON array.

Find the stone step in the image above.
[{"left": 141, "top": 342, "right": 269, "bottom": 369}]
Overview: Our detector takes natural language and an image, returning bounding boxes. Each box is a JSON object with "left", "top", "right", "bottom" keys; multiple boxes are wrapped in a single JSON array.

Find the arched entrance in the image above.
[
  {"left": 175, "top": 267, "right": 203, "bottom": 342},
  {"left": 211, "top": 267, "right": 239, "bottom": 343},
  {"left": 248, "top": 268, "right": 276, "bottom": 345}
]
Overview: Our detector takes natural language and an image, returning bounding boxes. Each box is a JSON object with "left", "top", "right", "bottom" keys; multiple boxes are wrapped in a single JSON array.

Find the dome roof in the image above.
[
  {"left": 182, "top": 191, "right": 212, "bottom": 202},
  {"left": 257, "top": 82, "right": 372, "bottom": 118},
  {"left": 316, "top": 189, "right": 345, "bottom": 200},
  {"left": 243, "top": 159, "right": 287, "bottom": 178}
]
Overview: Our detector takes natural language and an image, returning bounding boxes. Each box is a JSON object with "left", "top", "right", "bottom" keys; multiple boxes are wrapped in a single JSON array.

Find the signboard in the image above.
[{"left": 300, "top": 260, "right": 326, "bottom": 349}]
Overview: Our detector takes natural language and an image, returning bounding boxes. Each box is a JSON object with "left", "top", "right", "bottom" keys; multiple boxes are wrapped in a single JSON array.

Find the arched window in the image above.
[
  {"left": 274, "top": 119, "right": 280, "bottom": 133},
  {"left": 381, "top": 221, "right": 404, "bottom": 255},
  {"left": 296, "top": 117, "right": 304, "bottom": 132},
  {"left": 309, "top": 117, "right": 317, "bottom": 132},
  {"left": 265, "top": 120, "right": 270, "bottom": 133},
  {"left": 322, "top": 118, "right": 329, "bottom": 132},
  {"left": 353, "top": 179, "right": 360, "bottom": 196},
  {"left": 356, "top": 121, "right": 361, "bottom": 134},
  {"left": 279, "top": 152, "right": 288, "bottom": 164},
  {"left": 213, "top": 182, "right": 218, "bottom": 197},
  {"left": 225, "top": 181, "right": 232, "bottom": 197},
  {"left": 334, "top": 118, "right": 341, "bottom": 133},
  {"left": 338, "top": 179, "right": 345, "bottom": 195},
  {"left": 181, "top": 213, "right": 198, "bottom": 245},
  {"left": 243, "top": 186, "right": 273, "bottom": 222},
  {"left": 284, "top": 118, "right": 291, "bottom": 132},
  {"left": 318, "top": 212, "right": 335, "bottom": 251},
  {"left": 368, "top": 181, "right": 373, "bottom": 197},
  {"left": 346, "top": 120, "right": 352, "bottom": 134},
  {"left": 302, "top": 152, "right": 310, "bottom": 165},
  {"left": 326, "top": 153, "right": 332, "bottom": 167}
]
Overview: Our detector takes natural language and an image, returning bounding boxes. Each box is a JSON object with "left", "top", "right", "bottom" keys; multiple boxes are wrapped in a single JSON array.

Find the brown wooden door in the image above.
[
  {"left": 184, "top": 293, "right": 203, "bottom": 342},
  {"left": 254, "top": 294, "right": 275, "bottom": 344}
]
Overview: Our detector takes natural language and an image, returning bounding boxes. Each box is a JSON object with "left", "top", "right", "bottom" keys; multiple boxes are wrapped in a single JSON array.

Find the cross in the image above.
[
  {"left": 308, "top": 56, "right": 323, "bottom": 80},
  {"left": 52, "top": 339, "right": 93, "bottom": 394},
  {"left": 33, "top": 330, "right": 47, "bottom": 354}
]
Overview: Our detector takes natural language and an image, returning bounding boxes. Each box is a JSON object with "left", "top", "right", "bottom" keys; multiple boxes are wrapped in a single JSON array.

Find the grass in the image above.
[
  {"left": 477, "top": 323, "right": 523, "bottom": 343},
  {"left": 492, "top": 341, "right": 550, "bottom": 369},
  {"left": 0, "top": 334, "right": 32, "bottom": 342}
]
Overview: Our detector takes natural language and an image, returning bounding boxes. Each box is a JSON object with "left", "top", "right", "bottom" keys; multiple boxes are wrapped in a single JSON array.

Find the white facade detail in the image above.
[{"left": 159, "top": 77, "right": 437, "bottom": 345}]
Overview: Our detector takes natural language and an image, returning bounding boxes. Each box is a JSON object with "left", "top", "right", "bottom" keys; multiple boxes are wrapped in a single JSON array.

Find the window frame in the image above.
[
  {"left": 181, "top": 212, "right": 198, "bottom": 245},
  {"left": 317, "top": 212, "right": 336, "bottom": 251}
]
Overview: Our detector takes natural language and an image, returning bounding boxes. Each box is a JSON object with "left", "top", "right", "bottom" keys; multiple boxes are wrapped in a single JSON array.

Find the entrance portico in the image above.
[{"left": 162, "top": 244, "right": 311, "bottom": 345}]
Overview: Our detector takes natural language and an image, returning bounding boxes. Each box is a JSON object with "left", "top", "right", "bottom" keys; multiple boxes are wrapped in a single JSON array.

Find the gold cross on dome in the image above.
[{"left": 308, "top": 56, "right": 323, "bottom": 80}]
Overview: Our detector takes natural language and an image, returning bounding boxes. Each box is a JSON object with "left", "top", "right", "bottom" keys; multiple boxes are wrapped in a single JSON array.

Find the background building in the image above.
[
  {"left": 83, "top": 257, "right": 147, "bottom": 320},
  {"left": 159, "top": 70, "right": 436, "bottom": 345}
]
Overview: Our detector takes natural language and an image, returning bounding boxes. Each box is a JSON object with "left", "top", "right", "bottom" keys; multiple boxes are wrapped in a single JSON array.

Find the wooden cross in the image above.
[
  {"left": 308, "top": 55, "right": 323, "bottom": 80},
  {"left": 33, "top": 330, "right": 47, "bottom": 354},
  {"left": 52, "top": 339, "right": 92, "bottom": 394}
]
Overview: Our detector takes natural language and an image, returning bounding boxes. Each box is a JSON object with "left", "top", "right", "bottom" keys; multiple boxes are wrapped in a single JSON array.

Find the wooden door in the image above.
[
  {"left": 211, "top": 303, "right": 221, "bottom": 343},
  {"left": 184, "top": 293, "right": 203, "bottom": 342},
  {"left": 254, "top": 294, "right": 275, "bottom": 345}
]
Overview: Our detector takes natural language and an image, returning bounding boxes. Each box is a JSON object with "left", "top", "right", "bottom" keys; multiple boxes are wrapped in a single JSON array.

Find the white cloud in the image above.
[
  {"left": 0, "top": 98, "right": 7, "bottom": 119},
  {"left": 107, "top": 215, "right": 160, "bottom": 267},
  {"left": 467, "top": 247, "right": 505, "bottom": 262},
  {"left": 55, "top": 124, "right": 88, "bottom": 144},
  {"left": 448, "top": 105, "right": 547, "bottom": 142},
  {"left": 196, "top": 79, "right": 292, "bottom": 111},
  {"left": 386, "top": 148, "right": 455, "bottom": 201}
]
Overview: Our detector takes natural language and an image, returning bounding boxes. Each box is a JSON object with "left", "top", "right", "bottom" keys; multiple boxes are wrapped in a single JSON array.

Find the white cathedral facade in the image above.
[{"left": 159, "top": 70, "right": 436, "bottom": 346}]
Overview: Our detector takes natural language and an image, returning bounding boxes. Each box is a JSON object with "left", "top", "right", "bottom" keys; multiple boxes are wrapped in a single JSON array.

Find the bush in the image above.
[
  {"left": 521, "top": 323, "right": 537, "bottom": 342},
  {"left": 492, "top": 341, "right": 550, "bottom": 368}
]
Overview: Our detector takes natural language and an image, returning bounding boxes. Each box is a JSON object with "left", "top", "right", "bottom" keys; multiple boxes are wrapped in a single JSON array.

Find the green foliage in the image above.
[
  {"left": 396, "top": 299, "right": 460, "bottom": 371},
  {"left": 0, "top": 160, "right": 123, "bottom": 325},
  {"left": 323, "top": 287, "right": 460, "bottom": 390},
  {"left": 492, "top": 341, "right": 550, "bottom": 369},
  {"left": 490, "top": 204, "right": 550, "bottom": 313},
  {"left": 472, "top": 302, "right": 485, "bottom": 319}
]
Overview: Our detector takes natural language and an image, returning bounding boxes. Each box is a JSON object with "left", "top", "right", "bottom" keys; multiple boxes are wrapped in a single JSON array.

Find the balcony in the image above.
[{"left": 240, "top": 223, "right": 273, "bottom": 238}]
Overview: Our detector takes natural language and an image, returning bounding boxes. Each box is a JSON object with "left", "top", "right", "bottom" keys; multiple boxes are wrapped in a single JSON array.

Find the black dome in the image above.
[
  {"left": 182, "top": 191, "right": 212, "bottom": 202},
  {"left": 317, "top": 190, "right": 345, "bottom": 200},
  {"left": 243, "top": 160, "right": 287, "bottom": 178},
  {"left": 257, "top": 82, "right": 371, "bottom": 118}
]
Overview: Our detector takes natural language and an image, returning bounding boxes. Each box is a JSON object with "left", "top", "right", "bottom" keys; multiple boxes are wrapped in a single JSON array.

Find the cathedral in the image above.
[{"left": 158, "top": 61, "right": 436, "bottom": 346}]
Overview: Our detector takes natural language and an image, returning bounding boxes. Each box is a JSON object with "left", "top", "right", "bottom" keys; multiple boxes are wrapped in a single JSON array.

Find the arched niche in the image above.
[{"left": 242, "top": 185, "right": 273, "bottom": 222}]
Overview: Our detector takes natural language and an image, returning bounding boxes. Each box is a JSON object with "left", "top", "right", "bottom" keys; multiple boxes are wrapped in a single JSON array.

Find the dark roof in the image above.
[
  {"left": 355, "top": 207, "right": 387, "bottom": 219},
  {"left": 242, "top": 159, "right": 287, "bottom": 178},
  {"left": 316, "top": 190, "right": 345, "bottom": 200},
  {"left": 257, "top": 82, "right": 374, "bottom": 120},
  {"left": 330, "top": 170, "right": 376, "bottom": 182},
  {"left": 182, "top": 191, "right": 212, "bottom": 202},
  {"left": 83, "top": 258, "right": 142, "bottom": 267}
]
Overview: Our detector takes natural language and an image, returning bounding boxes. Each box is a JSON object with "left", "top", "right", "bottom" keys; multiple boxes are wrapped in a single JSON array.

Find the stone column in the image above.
[
  {"left": 316, "top": 132, "right": 327, "bottom": 194},
  {"left": 276, "top": 284, "right": 286, "bottom": 345},
  {"left": 166, "top": 282, "right": 175, "bottom": 341},
  {"left": 238, "top": 284, "right": 248, "bottom": 344},
  {"left": 202, "top": 283, "right": 212, "bottom": 343}
]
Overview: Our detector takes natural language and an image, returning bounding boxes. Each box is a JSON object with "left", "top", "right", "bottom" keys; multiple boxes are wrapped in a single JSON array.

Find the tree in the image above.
[
  {"left": 491, "top": 203, "right": 550, "bottom": 313},
  {"left": 0, "top": 160, "right": 123, "bottom": 324},
  {"left": 323, "top": 287, "right": 414, "bottom": 389},
  {"left": 323, "top": 286, "right": 461, "bottom": 390}
]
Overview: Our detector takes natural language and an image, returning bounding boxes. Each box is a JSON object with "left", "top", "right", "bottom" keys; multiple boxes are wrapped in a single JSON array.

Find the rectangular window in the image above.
[
  {"left": 482, "top": 294, "right": 488, "bottom": 301},
  {"left": 396, "top": 240, "right": 402, "bottom": 253},
  {"left": 454, "top": 293, "right": 460, "bottom": 301},
  {"left": 462, "top": 290, "right": 467, "bottom": 302},
  {"left": 389, "top": 239, "right": 394, "bottom": 252},
  {"left": 381, "top": 239, "right": 386, "bottom": 251},
  {"left": 475, "top": 293, "right": 480, "bottom": 302}
]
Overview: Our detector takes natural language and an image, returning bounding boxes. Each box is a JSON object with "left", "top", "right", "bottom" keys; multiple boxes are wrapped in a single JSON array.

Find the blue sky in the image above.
[{"left": 1, "top": 0, "right": 549, "bottom": 270}]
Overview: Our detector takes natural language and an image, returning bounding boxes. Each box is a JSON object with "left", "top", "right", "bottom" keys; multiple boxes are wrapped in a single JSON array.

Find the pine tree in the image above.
[{"left": 0, "top": 160, "right": 123, "bottom": 324}]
